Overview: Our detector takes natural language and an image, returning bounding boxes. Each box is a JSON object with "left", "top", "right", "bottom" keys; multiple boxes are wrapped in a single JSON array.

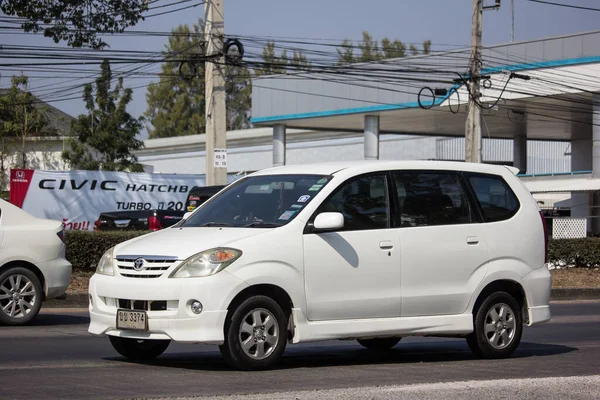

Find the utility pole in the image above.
[
  {"left": 511, "top": 0, "right": 515, "bottom": 41},
  {"left": 204, "top": 0, "right": 227, "bottom": 185},
  {"left": 465, "top": 0, "right": 483, "bottom": 163}
]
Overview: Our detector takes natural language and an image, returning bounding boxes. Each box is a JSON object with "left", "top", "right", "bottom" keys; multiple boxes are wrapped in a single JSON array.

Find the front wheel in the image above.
[
  {"left": 219, "top": 295, "right": 288, "bottom": 370},
  {"left": 0, "top": 267, "right": 43, "bottom": 326},
  {"left": 357, "top": 337, "right": 401, "bottom": 350},
  {"left": 466, "top": 291, "right": 523, "bottom": 359},
  {"left": 109, "top": 336, "right": 171, "bottom": 361}
]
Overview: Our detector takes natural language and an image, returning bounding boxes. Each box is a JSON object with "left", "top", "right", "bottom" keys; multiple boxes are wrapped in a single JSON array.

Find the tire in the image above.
[
  {"left": 0, "top": 267, "right": 43, "bottom": 326},
  {"left": 219, "top": 295, "right": 288, "bottom": 371},
  {"left": 109, "top": 336, "right": 171, "bottom": 361},
  {"left": 466, "top": 291, "right": 523, "bottom": 359},
  {"left": 357, "top": 337, "right": 401, "bottom": 350}
]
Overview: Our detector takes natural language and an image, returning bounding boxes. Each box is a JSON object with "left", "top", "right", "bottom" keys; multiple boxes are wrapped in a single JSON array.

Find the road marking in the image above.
[
  {"left": 545, "top": 315, "right": 600, "bottom": 324},
  {"left": 0, "top": 361, "right": 128, "bottom": 370},
  {"left": 153, "top": 375, "right": 600, "bottom": 400}
]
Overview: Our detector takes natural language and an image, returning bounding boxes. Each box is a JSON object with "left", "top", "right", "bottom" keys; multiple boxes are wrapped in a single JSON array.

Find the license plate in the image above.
[
  {"left": 116, "top": 309, "right": 147, "bottom": 331},
  {"left": 114, "top": 219, "right": 130, "bottom": 228}
]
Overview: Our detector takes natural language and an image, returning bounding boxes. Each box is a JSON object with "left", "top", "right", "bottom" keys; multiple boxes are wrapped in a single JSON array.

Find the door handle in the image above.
[
  {"left": 466, "top": 236, "right": 480, "bottom": 245},
  {"left": 379, "top": 241, "right": 394, "bottom": 250}
]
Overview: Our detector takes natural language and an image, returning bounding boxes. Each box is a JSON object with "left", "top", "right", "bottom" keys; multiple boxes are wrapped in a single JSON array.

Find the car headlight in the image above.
[
  {"left": 170, "top": 248, "right": 242, "bottom": 278},
  {"left": 96, "top": 247, "right": 115, "bottom": 276}
]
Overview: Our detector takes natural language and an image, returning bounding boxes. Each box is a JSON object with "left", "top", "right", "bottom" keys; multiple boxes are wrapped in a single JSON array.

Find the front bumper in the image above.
[
  {"left": 36, "top": 257, "right": 72, "bottom": 299},
  {"left": 88, "top": 271, "right": 249, "bottom": 344},
  {"left": 521, "top": 266, "right": 552, "bottom": 326}
]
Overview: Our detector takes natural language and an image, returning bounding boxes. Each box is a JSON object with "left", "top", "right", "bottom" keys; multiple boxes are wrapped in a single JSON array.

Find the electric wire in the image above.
[{"left": 525, "top": 0, "right": 600, "bottom": 12}]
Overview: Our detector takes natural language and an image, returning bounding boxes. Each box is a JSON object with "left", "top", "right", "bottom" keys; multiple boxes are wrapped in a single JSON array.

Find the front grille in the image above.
[
  {"left": 118, "top": 299, "right": 167, "bottom": 311},
  {"left": 116, "top": 255, "right": 177, "bottom": 278}
]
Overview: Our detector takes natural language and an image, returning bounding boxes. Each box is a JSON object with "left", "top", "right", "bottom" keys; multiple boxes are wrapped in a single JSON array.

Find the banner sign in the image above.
[{"left": 9, "top": 169, "right": 237, "bottom": 231}]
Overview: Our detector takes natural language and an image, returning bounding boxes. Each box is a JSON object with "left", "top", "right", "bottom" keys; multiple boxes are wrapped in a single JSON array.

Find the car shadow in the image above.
[
  {"left": 24, "top": 313, "right": 90, "bottom": 326},
  {"left": 318, "top": 233, "right": 360, "bottom": 268},
  {"left": 103, "top": 341, "right": 577, "bottom": 372}
]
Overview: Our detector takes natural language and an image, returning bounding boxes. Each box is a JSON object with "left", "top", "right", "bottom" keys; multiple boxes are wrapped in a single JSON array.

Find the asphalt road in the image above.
[{"left": 0, "top": 301, "right": 598, "bottom": 400}]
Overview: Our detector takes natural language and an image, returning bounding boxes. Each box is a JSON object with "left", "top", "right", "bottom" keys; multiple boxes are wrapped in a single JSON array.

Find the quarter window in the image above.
[
  {"left": 317, "top": 174, "right": 390, "bottom": 231},
  {"left": 468, "top": 174, "right": 520, "bottom": 222},
  {"left": 393, "top": 172, "right": 472, "bottom": 227}
]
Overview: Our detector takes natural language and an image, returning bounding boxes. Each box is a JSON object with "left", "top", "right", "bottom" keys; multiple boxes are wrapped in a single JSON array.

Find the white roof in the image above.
[
  {"left": 531, "top": 193, "right": 571, "bottom": 209},
  {"left": 251, "top": 160, "right": 516, "bottom": 177},
  {"left": 521, "top": 174, "right": 600, "bottom": 193}
]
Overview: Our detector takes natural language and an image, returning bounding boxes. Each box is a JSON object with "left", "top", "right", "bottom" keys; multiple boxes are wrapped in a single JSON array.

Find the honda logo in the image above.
[{"left": 16, "top": 171, "right": 25, "bottom": 179}]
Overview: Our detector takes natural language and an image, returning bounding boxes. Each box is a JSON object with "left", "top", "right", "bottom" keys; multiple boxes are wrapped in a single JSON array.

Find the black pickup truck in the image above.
[
  {"left": 93, "top": 210, "right": 184, "bottom": 231},
  {"left": 93, "top": 185, "right": 226, "bottom": 232}
]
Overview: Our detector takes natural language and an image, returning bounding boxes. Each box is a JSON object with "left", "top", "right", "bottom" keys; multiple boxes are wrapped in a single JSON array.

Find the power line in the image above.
[
  {"left": 144, "top": 1, "right": 206, "bottom": 18},
  {"left": 525, "top": 0, "right": 600, "bottom": 12},
  {"left": 1, "top": 30, "right": 599, "bottom": 131}
]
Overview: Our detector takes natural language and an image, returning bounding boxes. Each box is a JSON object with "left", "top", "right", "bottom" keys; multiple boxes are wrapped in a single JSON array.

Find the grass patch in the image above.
[
  {"left": 551, "top": 268, "right": 600, "bottom": 288},
  {"left": 68, "top": 270, "right": 95, "bottom": 294}
]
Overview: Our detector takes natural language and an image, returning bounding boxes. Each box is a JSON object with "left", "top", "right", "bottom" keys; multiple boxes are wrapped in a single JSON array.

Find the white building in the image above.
[
  {"left": 0, "top": 136, "right": 70, "bottom": 190},
  {"left": 135, "top": 128, "right": 571, "bottom": 176},
  {"left": 0, "top": 88, "right": 74, "bottom": 189}
]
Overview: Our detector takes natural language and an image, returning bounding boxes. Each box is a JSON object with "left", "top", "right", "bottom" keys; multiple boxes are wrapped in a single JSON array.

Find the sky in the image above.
[{"left": 1, "top": 0, "right": 599, "bottom": 139}]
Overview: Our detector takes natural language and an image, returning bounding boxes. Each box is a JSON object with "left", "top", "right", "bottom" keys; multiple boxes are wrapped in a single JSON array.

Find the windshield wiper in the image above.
[
  {"left": 199, "top": 222, "right": 234, "bottom": 227},
  {"left": 243, "top": 222, "right": 283, "bottom": 228}
]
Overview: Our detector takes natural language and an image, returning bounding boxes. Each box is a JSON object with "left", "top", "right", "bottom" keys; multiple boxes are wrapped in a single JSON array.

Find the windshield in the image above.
[{"left": 182, "top": 174, "right": 332, "bottom": 228}]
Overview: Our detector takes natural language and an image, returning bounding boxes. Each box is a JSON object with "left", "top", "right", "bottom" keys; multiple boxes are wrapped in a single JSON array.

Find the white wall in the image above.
[
  {"left": 138, "top": 134, "right": 570, "bottom": 176},
  {"left": 1, "top": 138, "right": 67, "bottom": 189}
]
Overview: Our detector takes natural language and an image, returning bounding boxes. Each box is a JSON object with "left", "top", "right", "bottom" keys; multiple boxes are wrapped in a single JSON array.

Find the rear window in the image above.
[
  {"left": 467, "top": 174, "right": 520, "bottom": 222},
  {"left": 394, "top": 171, "right": 473, "bottom": 227},
  {"left": 185, "top": 186, "right": 224, "bottom": 211}
]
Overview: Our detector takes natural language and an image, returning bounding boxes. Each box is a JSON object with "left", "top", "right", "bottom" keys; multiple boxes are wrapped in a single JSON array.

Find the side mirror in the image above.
[
  {"left": 183, "top": 211, "right": 193, "bottom": 220},
  {"left": 313, "top": 212, "right": 344, "bottom": 232}
]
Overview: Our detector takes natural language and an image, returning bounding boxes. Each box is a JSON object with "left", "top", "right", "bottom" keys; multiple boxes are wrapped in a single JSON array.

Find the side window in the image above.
[
  {"left": 317, "top": 174, "right": 390, "bottom": 231},
  {"left": 468, "top": 174, "right": 520, "bottom": 222},
  {"left": 394, "top": 172, "right": 472, "bottom": 227}
]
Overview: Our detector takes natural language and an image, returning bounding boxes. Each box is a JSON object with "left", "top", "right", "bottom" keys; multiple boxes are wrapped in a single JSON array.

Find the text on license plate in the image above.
[{"left": 116, "top": 309, "right": 147, "bottom": 330}]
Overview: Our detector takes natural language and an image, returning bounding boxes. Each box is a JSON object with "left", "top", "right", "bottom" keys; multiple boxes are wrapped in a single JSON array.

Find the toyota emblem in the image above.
[{"left": 133, "top": 258, "right": 145, "bottom": 271}]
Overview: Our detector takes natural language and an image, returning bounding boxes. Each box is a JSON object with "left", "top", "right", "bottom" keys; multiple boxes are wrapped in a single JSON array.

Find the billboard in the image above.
[{"left": 9, "top": 169, "right": 237, "bottom": 230}]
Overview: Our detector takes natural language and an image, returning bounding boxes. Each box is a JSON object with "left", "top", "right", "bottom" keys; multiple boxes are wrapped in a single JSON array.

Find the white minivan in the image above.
[{"left": 88, "top": 161, "right": 551, "bottom": 370}]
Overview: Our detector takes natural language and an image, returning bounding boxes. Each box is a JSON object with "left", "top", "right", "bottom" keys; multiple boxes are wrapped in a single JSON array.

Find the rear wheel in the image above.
[
  {"left": 357, "top": 337, "right": 401, "bottom": 350},
  {"left": 109, "top": 336, "right": 171, "bottom": 361},
  {"left": 219, "top": 295, "right": 288, "bottom": 370},
  {"left": 0, "top": 267, "right": 43, "bottom": 326},
  {"left": 466, "top": 291, "right": 523, "bottom": 359}
]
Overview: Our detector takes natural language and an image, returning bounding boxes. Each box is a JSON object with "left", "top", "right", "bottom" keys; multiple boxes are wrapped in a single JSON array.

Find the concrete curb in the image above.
[
  {"left": 42, "top": 289, "right": 600, "bottom": 309},
  {"left": 43, "top": 293, "right": 88, "bottom": 309},
  {"left": 550, "top": 288, "right": 600, "bottom": 300}
]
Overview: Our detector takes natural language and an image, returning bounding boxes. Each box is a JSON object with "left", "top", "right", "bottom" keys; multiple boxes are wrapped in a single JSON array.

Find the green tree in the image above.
[
  {"left": 256, "top": 42, "right": 283, "bottom": 75},
  {"left": 423, "top": 40, "right": 432, "bottom": 55},
  {"left": 145, "top": 20, "right": 253, "bottom": 138},
  {"left": 409, "top": 44, "right": 420, "bottom": 56},
  {"left": 145, "top": 22, "right": 206, "bottom": 139},
  {"left": 288, "top": 50, "right": 310, "bottom": 68},
  {"left": 336, "top": 39, "right": 356, "bottom": 65},
  {"left": 357, "top": 31, "right": 383, "bottom": 62},
  {"left": 337, "top": 32, "right": 433, "bottom": 64},
  {"left": 381, "top": 38, "right": 406, "bottom": 59},
  {"left": 255, "top": 41, "right": 311, "bottom": 76},
  {"left": 0, "top": 75, "right": 51, "bottom": 170},
  {"left": 226, "top": 64, "right": 252, "bottom": 131},
  {"left": 0, "top": 0, "right": 148, "bottom": 49},
  {"left": 62, "top": 60, "right": 144, "bottom": 171}
]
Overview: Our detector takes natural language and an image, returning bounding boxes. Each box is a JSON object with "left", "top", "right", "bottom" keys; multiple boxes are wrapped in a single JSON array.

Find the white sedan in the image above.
[{"left": 0, "top": 199, "right": 72, "bottom": 325}]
